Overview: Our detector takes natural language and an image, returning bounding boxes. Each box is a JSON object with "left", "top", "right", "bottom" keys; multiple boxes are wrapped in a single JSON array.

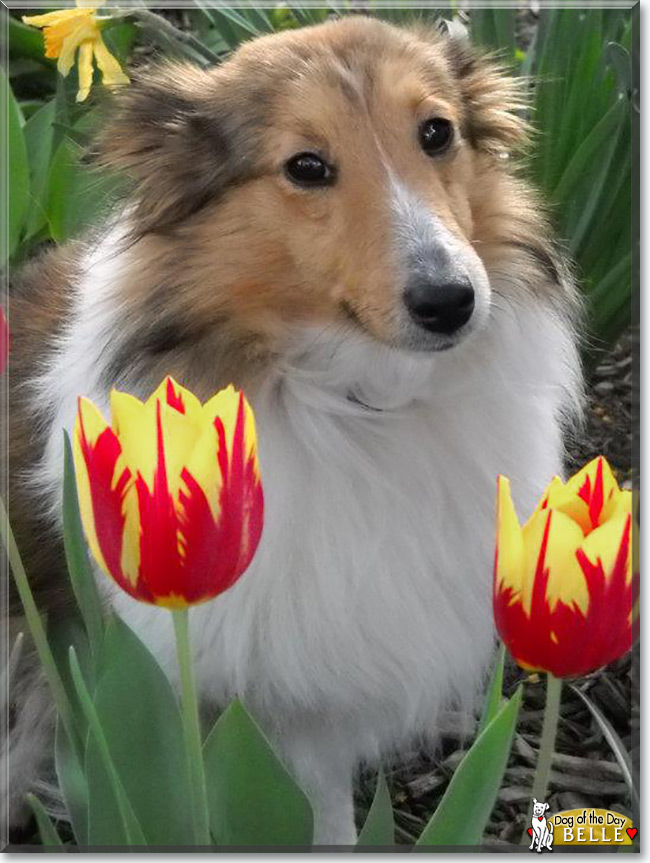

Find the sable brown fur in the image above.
[
  {"left": 9, "top": 16, "right": 574, "bottom": 616},
  {"left": 8, "top": 245, "right": 78, "bottom": 614}
]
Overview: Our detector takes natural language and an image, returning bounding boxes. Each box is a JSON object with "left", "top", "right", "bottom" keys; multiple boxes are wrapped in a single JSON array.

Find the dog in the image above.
[
  {"left": 530, "top": 799, "right": 554, "bottom": 852},
  {"left": 7, "top": 16, "right": 582, "bottom": 845}
]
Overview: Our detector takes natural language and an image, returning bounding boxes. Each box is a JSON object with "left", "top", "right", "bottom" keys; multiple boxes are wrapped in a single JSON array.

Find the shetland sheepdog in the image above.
[{"left": 7, "top": 16, "right": 581, "bottom": 844}]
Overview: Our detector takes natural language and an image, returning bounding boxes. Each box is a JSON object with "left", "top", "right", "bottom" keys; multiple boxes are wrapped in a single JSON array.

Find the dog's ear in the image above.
[
  {"left": 545, "top": 803, "right": 550, "bottom": 811},
  {"left": 95, "top": 63, "right": 254, "bottom": 234},
  {"left": 441, "top": 31, "right": 530, "bottom": 153},
  {"left": 532, "top": 799, "right": 538, "bottom": 805}
]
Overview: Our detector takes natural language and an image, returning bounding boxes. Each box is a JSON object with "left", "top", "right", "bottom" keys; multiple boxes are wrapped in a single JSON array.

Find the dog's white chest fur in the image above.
[{"left": 34, "top": 233, "right": 580, "bottom": 842}]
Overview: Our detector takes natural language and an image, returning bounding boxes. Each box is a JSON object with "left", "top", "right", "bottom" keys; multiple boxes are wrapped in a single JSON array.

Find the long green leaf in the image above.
[
  {"left": 26, "top": 794, "right": 65, "bottom": 848},
  {"left": 69, "top": 647, "right": 147, "bottom": 847},
  {"left": 62, "top": 432, "right": 105, "bottom": 657},
  {"left": 90, "top": 616, "right": 193, "bottom": 845},
  {"left": 55, "top": 719, "right": 90, "bottom": 845},
  {"left": 203, "top": 699, "right": 313, "bottom": 846},
  {"left": 356, "top": 770, "right": 394, "bottom": 847},
  {"left": 22, "top": 98, "right": 56, "bottom": 240},
  {"left": 2, "top": 69, "right": 29, "bottom": 263},
  {"left": 416, "top": 687, "right": 522, "bottom": 847},
  {"left": 478, "top": 643, "right": 506, "bottom": 735}
]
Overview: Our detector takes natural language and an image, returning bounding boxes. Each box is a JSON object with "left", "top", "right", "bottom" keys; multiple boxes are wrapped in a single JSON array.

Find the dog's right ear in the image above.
[
  {"left": 96, "top": 63, "right": 251, "bottom": 235},
  {"left": 532, "top": 799, "right": 538, "bottom": 805}
]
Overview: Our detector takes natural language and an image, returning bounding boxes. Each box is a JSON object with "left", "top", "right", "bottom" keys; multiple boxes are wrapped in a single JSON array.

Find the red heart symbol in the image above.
[
  {"left": 528, "top": 829, "right": 533, "bottom": 837},
  {"left": 627, "top": 828, "right": 637, "bottom": 840},
  {"left": 538, "top": 816, "right": 544, "bottom": 821}
]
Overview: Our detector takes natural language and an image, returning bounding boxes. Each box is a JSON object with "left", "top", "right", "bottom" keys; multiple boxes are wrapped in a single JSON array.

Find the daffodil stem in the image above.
[
  {"left": 172, "top": 609, "right": 212, "bottom": 847},
  {"left": 131, "top": 10, "right": 222, "bottom": 66},
  {"left": 531, "top": 673, "right": 563, "bottom": 804},
  {"left": 0, "top": 495, "right": 81, "bottom": 756}
]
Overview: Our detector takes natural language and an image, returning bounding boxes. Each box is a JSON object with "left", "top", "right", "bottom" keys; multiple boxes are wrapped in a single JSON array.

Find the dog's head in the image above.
[
  {"left": 532, "top": 799, "right": 550, "bottom": 818},
  {"left": 99, "top": 17, "right": 560, "bottom": 357}
]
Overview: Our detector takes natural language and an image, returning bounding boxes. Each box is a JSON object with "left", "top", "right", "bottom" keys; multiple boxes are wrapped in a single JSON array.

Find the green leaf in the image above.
[
  {"left": 1, "top": 69, "right": 29, "bottom": 264},
  {"left": 47, "top": 612, "right": 95, "bottom": 727},
  {"left": 85, "top": 733, "right": 133, "bottom": 847},
  {"left": 23, "top": 98, "right": 56, "bottom": 241},
  {"left": 55, "top": 719, "right": 89, "bottom": 845},
  {"left": 416, "top": 687, "right": 522, "bottom": 847},
  {"left": 203, "top": 699, "right": 313, "bottom": 845},
  {"left": 7, "top": 13, "right": 52, "bottom": 63},
  {"left": 26, "top": 794, "right": 65, "bottom": 848},
  {"left": 62, "top": 432, "right": 105, "bottom": 657},
  {"left": 91, "top": 616, "right": 193, "bottom": 845},
  {"left": 69, "top": 646, "right": 148, "bottom": 846},
  {"left": 46, "top": 110, "right": 122, "bottom": 244},
  {"left": 356, "top": 770, "right": 394, "bottom": 846},
  {"left": 478, "top": 643, "right": 505, "bottom": 735}
]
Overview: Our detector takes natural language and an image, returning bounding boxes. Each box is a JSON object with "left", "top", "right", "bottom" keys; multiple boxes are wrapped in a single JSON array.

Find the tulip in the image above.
[
  {"left": 23, "top": 1, "right": 129, "bottom": 103},
  {"left": 494, "top": 456, "right": 637, "bottom": 677},
  {"left": 74, "top": 376, "right": 264, "bottom": 608},
  {"left": 74, "top": 376, "right": 263, "bottom": 845},
  {"left": 493, "top": 456, "right": 637, "bottom": 818}
]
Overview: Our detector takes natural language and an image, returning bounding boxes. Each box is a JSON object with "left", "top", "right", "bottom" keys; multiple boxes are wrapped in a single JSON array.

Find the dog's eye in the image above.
[
  {"left": 419, "top": 118, "right": 454, "bottom": 156},
  {"left": 285, "top": 152, "right": 335, "bottom": 187}
]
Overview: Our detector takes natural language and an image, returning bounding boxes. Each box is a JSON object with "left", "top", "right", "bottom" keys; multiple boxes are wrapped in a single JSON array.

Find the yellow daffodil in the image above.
[
  {"left": 22, "top": 1, "right": 129, "bottom": 102},
  {"left": 74, "top": 377, "right": 264, "bottom": 608},
  {"left": 494, "top": 456, "right": 637, "bottom": 677}
]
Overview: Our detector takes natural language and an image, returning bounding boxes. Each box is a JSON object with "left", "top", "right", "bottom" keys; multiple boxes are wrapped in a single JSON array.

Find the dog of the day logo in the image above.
[{"left": 528, "top": 801, "right": 637, "bottom": 849}]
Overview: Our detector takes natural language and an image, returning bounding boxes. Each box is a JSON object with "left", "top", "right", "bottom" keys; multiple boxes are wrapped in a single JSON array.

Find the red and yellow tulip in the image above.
[
  {"left": 494, "top": 457, "right": 637, "bottom": 677},
  {"left": 74, "top": 377, "right": 263, "bottom": 608}
]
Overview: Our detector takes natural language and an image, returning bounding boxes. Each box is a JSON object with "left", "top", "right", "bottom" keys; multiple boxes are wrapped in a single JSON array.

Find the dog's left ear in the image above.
[
  {"left": 545, "top": 803, "right": 550, "bottom": 811},
  {"left": 95, "top": 62, "right": 255, "bottom": 234},
  {"left": 440, "top": 29, "right": 530, "bottom": 154}
]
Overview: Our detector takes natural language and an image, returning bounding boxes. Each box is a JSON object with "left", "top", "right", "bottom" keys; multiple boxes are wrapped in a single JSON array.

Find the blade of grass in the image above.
[{"left": 26, "top": 795, "right": 65, "bottom": 848}]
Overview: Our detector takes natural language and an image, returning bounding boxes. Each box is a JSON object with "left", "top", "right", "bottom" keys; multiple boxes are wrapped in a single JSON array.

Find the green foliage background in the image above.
[{"left": 4, "top": 4, "right": 636, "bottom": 354}]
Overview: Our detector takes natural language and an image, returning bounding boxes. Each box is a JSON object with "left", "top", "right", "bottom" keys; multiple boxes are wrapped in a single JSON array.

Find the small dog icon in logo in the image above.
[{"left": 529, "top": 798, "right": 554, "bottom": 852}]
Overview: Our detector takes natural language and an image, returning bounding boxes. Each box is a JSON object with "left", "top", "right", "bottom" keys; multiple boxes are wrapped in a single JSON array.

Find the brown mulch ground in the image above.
[{"left": 355, "top": 326, "right": 639, "bottom": 846}]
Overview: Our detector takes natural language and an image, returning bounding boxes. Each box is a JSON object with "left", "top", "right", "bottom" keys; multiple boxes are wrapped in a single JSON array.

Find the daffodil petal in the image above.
[
  {"left": 93, "top": 33, "right": 129, "bottom": 87},
  {"left": 23, "top": 9, "right": 93, "bottom": 27},
  {"left": 76, "top": 40, "right": 94, "bottom": 102}
]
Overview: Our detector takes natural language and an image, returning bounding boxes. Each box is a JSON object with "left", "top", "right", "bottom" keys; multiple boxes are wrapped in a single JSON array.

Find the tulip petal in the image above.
[
  {"left": 494, "top": 475, "right": 526, "bottom": 600},
  {"left": 523, "top": 508, "right": 588, "bottom": 613},
  {"left": 74, "top": 398, "right": 151, "bottom": 602}
]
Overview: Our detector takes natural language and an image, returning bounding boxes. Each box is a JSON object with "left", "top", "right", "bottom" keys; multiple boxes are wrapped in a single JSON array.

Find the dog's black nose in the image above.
[{"left": 404, "top": 280, "right": 475, "bottom": 335}]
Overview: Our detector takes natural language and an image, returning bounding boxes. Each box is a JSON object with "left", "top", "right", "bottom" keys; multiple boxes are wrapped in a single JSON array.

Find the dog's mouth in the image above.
[{"left": 338, "top": 300, "right": 471, "bottom": 355}]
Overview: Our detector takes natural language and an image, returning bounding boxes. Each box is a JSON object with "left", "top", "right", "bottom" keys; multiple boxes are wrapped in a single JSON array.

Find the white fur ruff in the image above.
[{"left": 25, "top": 225, "right": 581, "bottom": 844}]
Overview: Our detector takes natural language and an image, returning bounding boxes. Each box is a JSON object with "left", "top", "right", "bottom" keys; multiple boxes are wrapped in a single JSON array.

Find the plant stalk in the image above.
[
  {"left": 172, "top": 609, "right": 212, "bottom": 847},
  {"left": 522, "top": 673, "right": 563, "bottom": 844},
  {"left": 130, "top": 9, "right": 222, "bottom": 65},
  {"left": 0, "top": 495, "right": 81, "bottom": 754},
  {"left": 531, "top": 673, "right": 563, "bottom": 803}
]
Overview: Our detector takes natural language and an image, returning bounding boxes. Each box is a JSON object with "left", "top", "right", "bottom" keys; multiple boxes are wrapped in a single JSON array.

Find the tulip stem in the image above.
[
  {"left": 531, "top": 673, "right": 563, "bottom": 804},
  {"left": 172, "top": 609, "right": 212, "bottom": 847},
  {"left": 0, "top": 495, "right": 81, "bottom": 756}
]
